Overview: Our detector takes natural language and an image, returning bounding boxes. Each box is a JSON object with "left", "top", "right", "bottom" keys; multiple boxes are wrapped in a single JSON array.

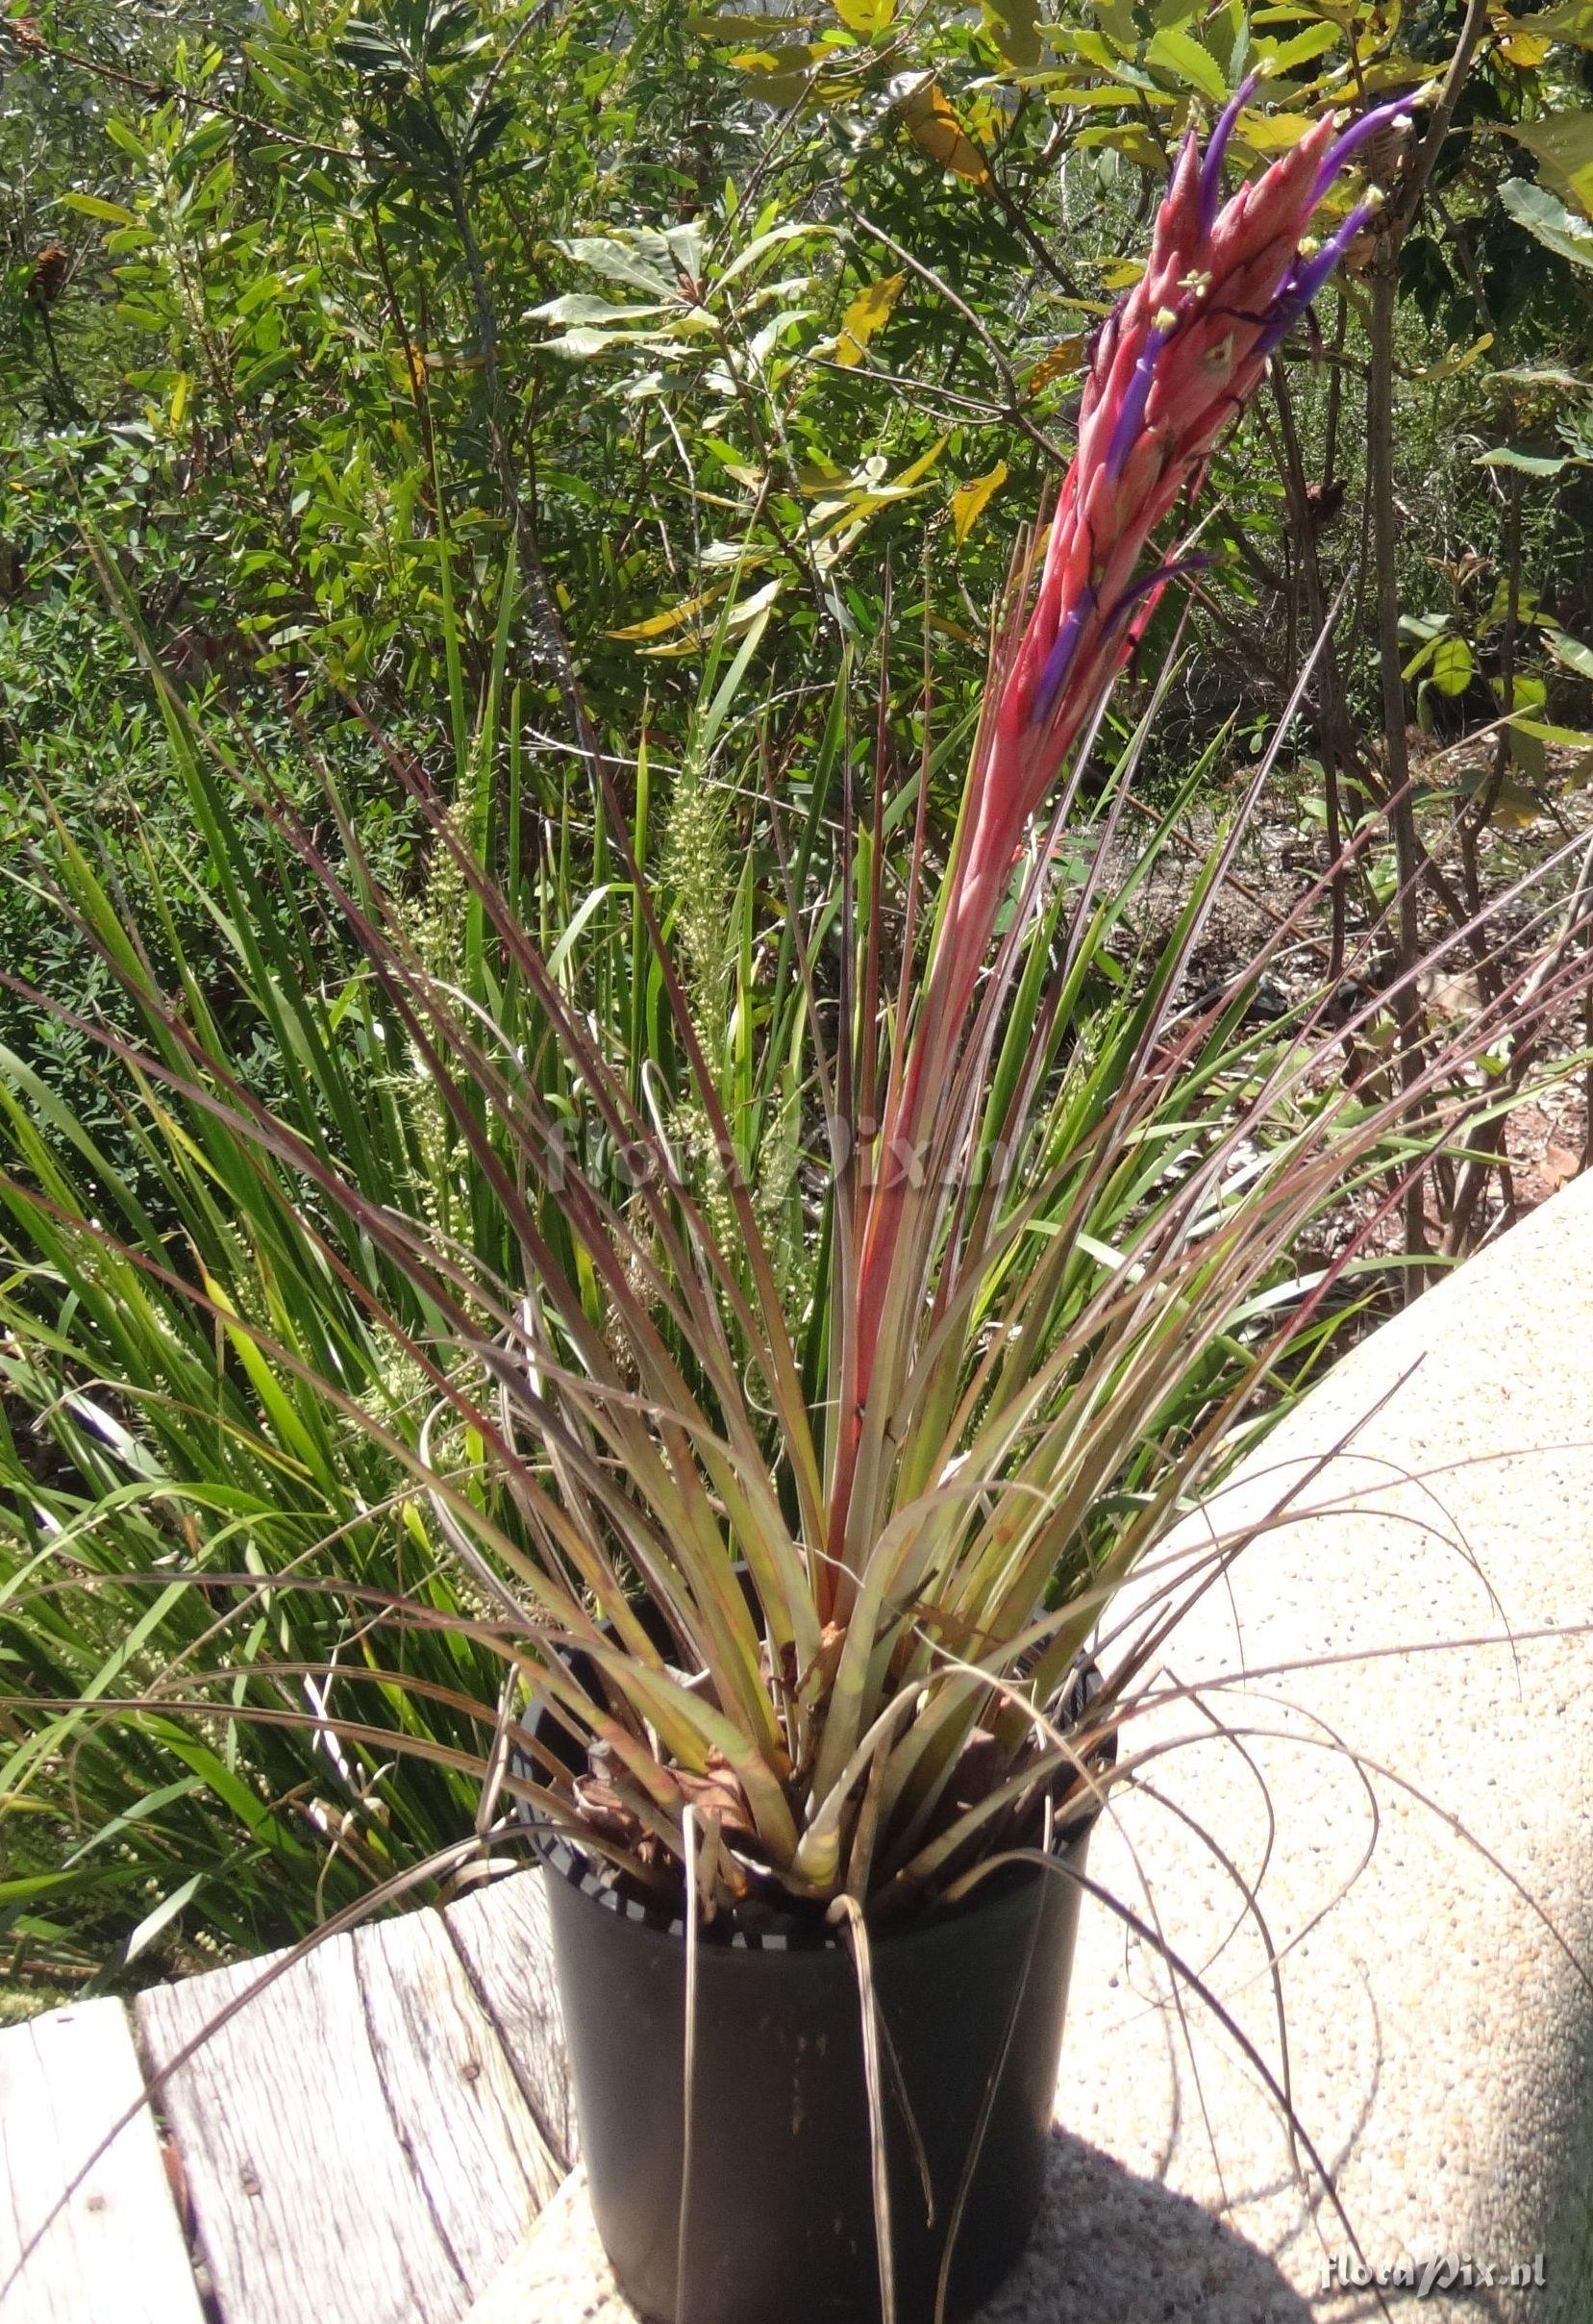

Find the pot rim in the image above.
[
  {"left": 526, "top": 1795, "right": 1103, "bottom": 1952},
  {"left": 515, "top": 1656, "right": 1115, "bottom": 1950}
]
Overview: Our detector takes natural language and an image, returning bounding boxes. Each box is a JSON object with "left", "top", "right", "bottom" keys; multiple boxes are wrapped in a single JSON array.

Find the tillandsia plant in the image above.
[{"left": 6, "top": 86, "right": 1588, "bottom": 1963}]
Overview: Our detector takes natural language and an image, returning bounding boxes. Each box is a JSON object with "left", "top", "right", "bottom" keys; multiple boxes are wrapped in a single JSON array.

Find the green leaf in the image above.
[
  {"left": 1429, "top": 636, "right": 1474, "bottom": 696},
  {"left": 1510, "top": 714, "right": 1593, "bottom": 751},
  {"left": 1499, "top": 176, "right": 1593, "bottom": 269},
  {"left": 1545, "top": 629, "right": 1593, "bottom": 679},
  {"left": 1258, "top": 19, "right": 1342, "bottom": 73},
  {"left": 1399, "top": 611, "right": 1450, "bottom": 642},
  {"left": 124, "top": 1873, "right": 207, "bottom": 1964},
  {"left": 1145, "top": 24, "right": 1230, "bottom": 98},
  {"left": 983, "top": 0, "right": 1043, "bottom": 67},
  {"left": 531, "top": 293, "right": 675, "bottom": 327},
  {"left": 60, "top": 193, "right": 138, "bottom": 225},
  {"left": 1494, "top": 671, "right": 1549, "bottom": 714},
  {"left": 1477, "top": 446, "right": 1571, "bottom": 474},
  {"left": 556, "top": 235, "right": 678, "bottom": 297},
  {"left": 1511, "top": 109, "right": 1593, "bottom": 221}
]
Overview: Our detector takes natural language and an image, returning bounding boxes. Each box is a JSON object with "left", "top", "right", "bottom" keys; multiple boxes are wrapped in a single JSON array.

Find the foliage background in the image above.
[{"left": 6, "top": 0, "right": 1593, "bottom": 1994}]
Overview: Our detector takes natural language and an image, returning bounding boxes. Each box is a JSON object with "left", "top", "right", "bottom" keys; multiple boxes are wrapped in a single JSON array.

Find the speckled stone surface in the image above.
[{"left": 508, "top": 1171, "right": 1593, "bottom": 2324}]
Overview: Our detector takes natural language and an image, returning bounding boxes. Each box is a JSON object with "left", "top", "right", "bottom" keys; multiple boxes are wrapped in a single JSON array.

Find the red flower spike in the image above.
[{"left": 835, "top": 94, "right": 1410, "bottom": 1544}]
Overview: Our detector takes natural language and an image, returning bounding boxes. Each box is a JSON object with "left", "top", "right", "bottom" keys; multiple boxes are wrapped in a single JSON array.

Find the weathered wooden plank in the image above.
[
  {"left": 137, "top": 1905, "right": 559, "bottom": 2324},
  {"left": 355, "top": 1907, "right": 562, "bottom": 2252},
  {"left": 444, "top": 1868, "right": 575, "bottom": 2167},
  {"left": 0, "top": 1996, "right": 204, "bottom": 2324}
]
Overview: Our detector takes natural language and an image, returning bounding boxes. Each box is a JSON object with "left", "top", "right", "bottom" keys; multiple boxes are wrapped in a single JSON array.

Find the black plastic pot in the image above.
[
  {"left": 541, "top": 1811, "right": 1094, "bottom": 2324},
  {"left": 527, "top": 1622, "right": 1108, "bottom": 2324}
]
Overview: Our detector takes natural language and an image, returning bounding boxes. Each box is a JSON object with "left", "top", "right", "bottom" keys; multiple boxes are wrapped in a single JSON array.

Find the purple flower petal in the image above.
[
  {"left": 1254, "top": 198, "right": 1379, "bottom": 356},
  {"left": 1199, "top": 72, "right": 1258, "bottom": 236},
  {"left": 1105, "top": 327, "right": 1166, "bottom": 485},
  {"left": 1031, "top": 589, "right": 1095, "bottom": 728},
  {"left": 1104, "top": 554, "right": 1214, "bottom": 638},
  {"left": 1311, "top": 95, "right": 1413, "bottom": 204}
]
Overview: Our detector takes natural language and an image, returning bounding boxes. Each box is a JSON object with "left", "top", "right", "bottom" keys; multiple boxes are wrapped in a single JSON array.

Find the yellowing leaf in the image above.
[
  {"left": 891, "top": 74, "right": 994, "bottom": 186},
  {"left": 950, "top": 459, "right": 1008, "bottom": 544},
  {"left": 796, "top": 456, "right": 849, "bottom": 492},
  {"left": 811, "top": 434, "right": 952, "bottom": 537},
  {"left": 1404, "top": 331, "right": 1494, "bottom": 382},
  {"left": 609, "top": 585, "right": 726, "bottom": 639},
  {"left": 834, "top": 271, "right": 906, "bottom": 366},
  {"left": 731, "top": 44, "right": 822, "bottom": 104},
  {"left": 925, "top": 611, "right": 981, "bottom": 644},
  {"left": 1234, "top": 109, "right": 1317, "bottom": 153},
  {"left": 1027, "top": 332, "right": 1089, "bottom": 391},
  {"left": 894, "top": 430, "right": 953, "bottom": 489},
  {"left": 1488, "top": 776, "right": 1544, "bottom": 826},
  {"left": 169, "top": 371, "right": 190, "bottom": 429},
  {"left": 832, "top": 0, "right": 896, "bottom": 31},
  {"left": 1098, "top": 255, "right": 1146, "bottom": 290},
  {"left": 1529, "top": 0, "right": 1593, "bottom": 46},
  {"left": 1074, "top": 123, "right": 1170, "bottom": 172},
  {"left": 641, "top": 579, "right": 782, "bottom": 655},
  {"left": 1512, "top": 108, "right": 1593, "bottom": 220},
  {"left": 1495, "top": 15, "right": 1560, "bottom": 62},
  {"left": 964, "top": 92, "right": 1007, "bottom": 146},
  {"left": 687, "top": 12, "right": 805, "bottom": 35}
]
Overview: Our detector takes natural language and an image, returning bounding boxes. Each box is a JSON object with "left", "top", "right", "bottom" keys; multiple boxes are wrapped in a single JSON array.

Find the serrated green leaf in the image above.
[
  {"left": 1499, "top": 175, "right": 1593, "bottom": 268},
  {"left": 1145, "top": 25, "right": 1229, "bottom": 97},
  {"left": 556, "top": 235, "right": 678, "bottom": 297},
  {"left": 1511, "top": 109, "right": 1593, "bottom": 221}
]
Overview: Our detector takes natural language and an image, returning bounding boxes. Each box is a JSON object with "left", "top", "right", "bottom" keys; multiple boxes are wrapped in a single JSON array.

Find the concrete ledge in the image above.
[{"left": 518, "top": 1168, "right": 1593, "bottom": 2322}]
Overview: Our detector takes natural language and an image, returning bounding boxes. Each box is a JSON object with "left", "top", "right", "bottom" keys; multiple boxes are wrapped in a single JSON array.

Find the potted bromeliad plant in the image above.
[
  {"left": 11, "top": 85, "right": 1587, "bottom": 2324},
  {"left": 486, "top": 93, "right": 1431, "bottom": 2324}
]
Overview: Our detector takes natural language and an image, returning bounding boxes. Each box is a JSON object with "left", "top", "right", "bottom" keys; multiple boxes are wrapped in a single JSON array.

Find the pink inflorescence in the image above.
[
  {"left": 938, "top": 85, "right": 1412, "bottom": 1029},
  {"left": 839, "top": 91, "right": 1411, "bottom": 1479}
]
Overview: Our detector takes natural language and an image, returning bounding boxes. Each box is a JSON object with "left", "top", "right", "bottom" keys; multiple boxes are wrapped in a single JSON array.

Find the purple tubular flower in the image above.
[
  {"left": 1311, "top": 94, "right": 1413, "bottom": 202},
  {"left": 1104, "top": 554, "right": 1215, "bottom": 637},
  {"left": 1199, "top": 72, "right": 1259, "bottom": 236},
  {"left": 1254, "top": 198, "right": 1379, "bottom": 357},
  {"left": 1031, "top": 590, "right": 1095, "bottom": 727},
  {"left": 1105, "top": 328, "right": 1166, "bottom": 484}
]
